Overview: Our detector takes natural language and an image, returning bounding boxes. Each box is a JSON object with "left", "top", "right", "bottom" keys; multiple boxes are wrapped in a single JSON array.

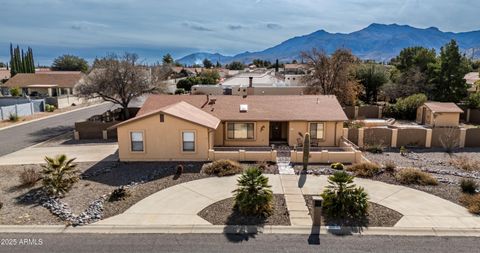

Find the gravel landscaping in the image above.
[
  {"left": 304, "top": 195, "right": 403, "bottom": 227},
  {"left": 0, "top": 161, "right": 208, "bottom": 225},
  {"left": 198, "top": 195, "right": 290, "bottom": 225}
]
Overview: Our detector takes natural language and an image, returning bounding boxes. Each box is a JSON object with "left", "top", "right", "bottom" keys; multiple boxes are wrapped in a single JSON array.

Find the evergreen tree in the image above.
[
  {"left": 162, "top": 53, "right": 174, "bottom": 64},
  {"left": 9, "top": 44, "right": 35, "bottom": 76},
  {"left": 431, "top": 40, "right": 469, "bottom": 102}
]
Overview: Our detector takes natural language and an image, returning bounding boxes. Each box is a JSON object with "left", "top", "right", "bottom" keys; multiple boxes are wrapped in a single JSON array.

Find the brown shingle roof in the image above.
[
  {"left": 3, "top": 72, "right": 84, "bottom": 88},
  {"left": 113, "top": 101, "right": 220, "bottom": 129},
  {"left": 136, "top": 95, "right": 348, "bottom": 121},
  {"left": 424, "top": 102, "right": 464, "bottom": 113}
]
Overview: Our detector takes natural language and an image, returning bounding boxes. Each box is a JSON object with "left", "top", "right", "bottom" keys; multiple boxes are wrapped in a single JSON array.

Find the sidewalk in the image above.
[{"left": 96, "top": 174, "right": 480, "bottom": 229}]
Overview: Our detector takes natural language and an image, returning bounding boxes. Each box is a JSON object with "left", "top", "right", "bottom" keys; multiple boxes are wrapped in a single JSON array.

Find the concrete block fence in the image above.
[{"left": 345, "top": 126, "right": 480, "bottom": 149}]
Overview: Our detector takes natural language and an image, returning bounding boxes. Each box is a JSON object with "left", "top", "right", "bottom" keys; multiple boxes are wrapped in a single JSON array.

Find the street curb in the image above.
[
  {"left": 0, "top": 102, "right": 111, "bottom": 132},
  {"left": 1, "top": 225, "right": 479, "bottom": 237}
]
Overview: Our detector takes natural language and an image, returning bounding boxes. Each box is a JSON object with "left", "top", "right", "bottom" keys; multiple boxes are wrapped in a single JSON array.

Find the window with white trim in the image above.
[
  {"left": 131, "top": 132, "right": 144, "bottom": 152},
  {"left": 182, "top": 131, "right": 195, "bottom": 152},
  {"left": 227, "top": 122, "right": 254, "bottom": 140},
  {"left": 309, "top": 123, "right": 325, "bottom": 140}
]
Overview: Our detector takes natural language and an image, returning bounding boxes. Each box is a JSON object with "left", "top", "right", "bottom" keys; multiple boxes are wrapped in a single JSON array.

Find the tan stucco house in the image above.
[
  {"left": 416, "top": 102, "right": 463, "bottom": 127},
  {"left": 112, "top": 95, "right": 360, "bottom": 163},
  {"left": 2, "top": 71, "right": 84, "bottom": 97}
]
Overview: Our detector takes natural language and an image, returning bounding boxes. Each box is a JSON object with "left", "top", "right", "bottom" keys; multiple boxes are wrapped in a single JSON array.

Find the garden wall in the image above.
[
  {"left": 342, "top": 105, "right": 382, "bottom": 120},
  {"left": 396, "top": 128, "right": 427, "bottom": 147},
  {"left": 363, "top": 128, "right": 392, "bottom": 147},
  {"left": 469, "top": 109, "right": 480, "bottom": 125},
  {"left": 431, "top": 127, "right": 461, "bottom": 148},
  {"left": 74, "top": 121, "right": 118, "bottom": 139},
  {"left": 343, "top": 106, "right": 356, "bottom": 119},
  {"left": 348, "top": 128, "right": 359, "bottom": 145},
  {"left": 465, "top": 128, "right": 480, "bottom": 147}
]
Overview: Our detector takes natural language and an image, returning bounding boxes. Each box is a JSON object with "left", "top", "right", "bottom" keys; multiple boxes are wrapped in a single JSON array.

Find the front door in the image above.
[{"left": 270, "top": 122, "right": 287, "bottom": 143}]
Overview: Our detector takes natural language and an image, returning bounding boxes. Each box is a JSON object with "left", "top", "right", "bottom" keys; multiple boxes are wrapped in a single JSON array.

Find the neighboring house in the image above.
[
  {"left": 111, "top": 95, "right": 353, "bottom": 162},
  {"left": 465, "top": 72, "right": 479, "bottom": 93},
  {"left": 0, "top": 68, "right": 11, "bottom": 83},
  {"left": 416, "top": 102, "right": 463, "bottom": 127},
  {"left": 284, "top": 63, "right": 309, "bottom": 86},
  {"left": 2, "top": 71, "right": 83, "bottom": 97}
]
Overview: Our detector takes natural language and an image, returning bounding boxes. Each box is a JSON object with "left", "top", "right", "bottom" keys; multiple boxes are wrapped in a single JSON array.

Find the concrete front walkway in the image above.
[
  {"left": 96, "top": 174, "right": 480, "bottom": 229},
  {"left": 0, "top": 143, "right": 118, "bottom": 165}
]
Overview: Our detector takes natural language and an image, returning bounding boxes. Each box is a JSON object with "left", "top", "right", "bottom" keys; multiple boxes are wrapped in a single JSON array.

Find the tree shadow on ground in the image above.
[
  {"left": 298, "top": 170, "right": 307, "bottom": 188},
  {"left": 81, "top": 160, "right": 204, "bottom": 187},
  {"left": 14, "top": 187, "right": 46, "bottom": 206},
  {"left": 223, "top": 207, "right": 267, "bottom": 242},
  {"left": 28, "top": 125, "right": 73, "bottom": 142}
]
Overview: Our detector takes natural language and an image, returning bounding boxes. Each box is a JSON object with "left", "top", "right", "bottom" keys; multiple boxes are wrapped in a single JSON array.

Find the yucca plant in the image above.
[
  {"left": 320, "top": 171, "right": 369, "bottom": 222},
  {"left": 41, "top": 155, "right": 79, "bottom": 197},
  {"left": 233, "top": 167, "right": 273, "bottom": 216}
]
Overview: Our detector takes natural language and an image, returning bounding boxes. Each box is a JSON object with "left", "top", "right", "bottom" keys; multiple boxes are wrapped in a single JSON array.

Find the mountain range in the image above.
[{"left": 177, "top": 23, "right": 480, "bottom": 65}]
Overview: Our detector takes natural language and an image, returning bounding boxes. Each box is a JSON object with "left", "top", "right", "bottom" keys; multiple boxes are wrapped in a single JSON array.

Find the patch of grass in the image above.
[
  {"left": 19, "top": 168, "right": 42, "bottom": 187},
  {"left": 347, "top": 162, "right": 381, "bottom": 178},
  {"left": 202, "top": 159, "right": 243, "bottom": 177},
  {"left": 395, "top": 168, "right": 438, "bottom": 186},
  {"left": 459, "top": 194, "right": 480, "bottom": 215},
  {"left": 460, "top": 179, "right": 478, "bottom": 194},
  {"left": 450, "top": 156, "right": 480, "bottom": 172}
]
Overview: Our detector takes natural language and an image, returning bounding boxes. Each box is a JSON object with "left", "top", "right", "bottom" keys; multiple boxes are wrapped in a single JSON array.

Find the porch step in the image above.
[{"left": 277, "top": 162, "right": 295, "bottom": 175}]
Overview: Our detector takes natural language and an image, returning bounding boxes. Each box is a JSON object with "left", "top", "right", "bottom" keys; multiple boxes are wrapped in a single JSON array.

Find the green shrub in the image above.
[
  {"left": 41, "top": 155, "right": 79, "bottom": 197},
  {"left": 174, "top": 88, "right": 186, "bottom": 94},
  {"left": 9, "top": 87, "right": 21, "bottom": 97},
  {"left": 400, "top": 146, "right": 408, "bottom": 156},
  {"left": 383, "top": 160, "right": 396, "bottom": 173},
  {"left": 465, "top": 93, "right": 480, "bottom": 109},
  {"left": 109, "top": 187, "right": 130, "bottom": 202},
  {"left": 19, "top": 168, "right": 42, "bottom": 187},
  {"left": 387, "top": 93, "right": 427, "bottom": 120},
  {"left": 320, "top": 171, "right": 369, "bottom": 222},
  {"left": 395, "top": 168, "right": 438, "bottom": 186},
  {"left": 9, "top": 113, "right": 19, "bottom": 122},
  {"left": 460, "top": 179, "right": 478, "bottom": 194},
  {"left": 45, "top": 104, "right": 56, "bottom": 112},
  {"left": 347, "top": 162, "right": 381, "bottom": 177},
  {"left": 233, "top": 167, "right": 273, "bottom": 216},
  {"left": 459, "top": 194, "right": 480, "bottom": 215},
  {"left": 330, "top": 163, "right": 344, "bottom": 170},
  {"left": 365, "top": 144, "right": 383, "bottom": 154},
  {"left": 202, "top": 159, "right": 243, "bottom": 177}
]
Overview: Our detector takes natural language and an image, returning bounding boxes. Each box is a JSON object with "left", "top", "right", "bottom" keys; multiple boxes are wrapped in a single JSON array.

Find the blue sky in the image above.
[{"left": 1, "top": 0, "right": 479, "bottom": 64}]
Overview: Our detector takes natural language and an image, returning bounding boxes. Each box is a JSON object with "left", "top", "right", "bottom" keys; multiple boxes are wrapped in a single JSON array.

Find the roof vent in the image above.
[{"left": 239, "top": 104, "right": 248, "bottom": 112}]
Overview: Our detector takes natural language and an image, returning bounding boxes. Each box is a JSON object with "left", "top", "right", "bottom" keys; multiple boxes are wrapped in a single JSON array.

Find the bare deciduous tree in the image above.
[
  {"left": 75, "top": 53, "right": 172, "bottom": 119},
  {"left": 301, "top": 48, "right": 360, "bottom": 105}
]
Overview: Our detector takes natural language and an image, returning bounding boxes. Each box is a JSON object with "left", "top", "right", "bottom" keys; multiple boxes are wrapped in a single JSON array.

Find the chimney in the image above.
[{"left": 248, "top": 77, "right": 253, "bottom": 87}]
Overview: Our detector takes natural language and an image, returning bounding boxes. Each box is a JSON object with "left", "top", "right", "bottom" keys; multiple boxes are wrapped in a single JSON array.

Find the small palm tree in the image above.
[
  {"left": 321, "top": 171, "right": 368, "bottom": 222},
  {"left": 42, "top": 155, "right": 79, "bottom": 197},
  {"left": 233, "top": 167, "right": 273, "bottom": 216}
]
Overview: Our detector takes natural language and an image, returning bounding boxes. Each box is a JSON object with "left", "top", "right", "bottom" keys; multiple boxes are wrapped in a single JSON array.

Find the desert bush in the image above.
[
  {"left": 347, "top": 162, "right": 381, "bottom": 177},
  {"left": 365, "top": 144, "right": 383, "bottom": 154},
  {"left": 202, "top": 159, "right": 243, "bottom": 177},
  {"left": 109, "top": 187, "right": 130, "bottom": 202},
  {"left": 460, "top": 179, "right": 479, "bottom": 194},
  {"left": 320, "top": 171, "right": 369, "bottom": 222},
  {"left": 233, "top": 167, "right": 273, "bottom": 216},
  {"left": 42, "top": 155, "right": 79, "bottom": 197},
  {"left": 19, "top": 168, "right": 42, "bottom": 187},
  {"left": 439, "top": 127, "right": 459, "bottom": 153},
  {"left": 9, "top": 87, "right": 21, "bottom": 97},
  {"left": 9, "top": 113, "right": 19, "bottom": 122},
  {"left": 459, "top": 194, "right": 480, "bottom": 214},
  {"left": 45, "top": 104, "right": 56, "bottom": 112},
  {"left": 330, "top": 162, "right": 344, "bottom": 170},
  {"left": 395, "top": 168, "right": 438, "bottom": 186},
  {"left": 399, "top": 146, "right": 408, "bottom": 156},
  {"left": 450, "top": 156, "right": 480, "bottom": 172},
  {"left": 383, "top": 160, "right": 396, "bottom": 173}
]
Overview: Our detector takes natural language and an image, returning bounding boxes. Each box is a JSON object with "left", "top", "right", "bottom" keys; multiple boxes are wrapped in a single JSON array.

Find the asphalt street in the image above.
[
  {"left": 0, "top": 103, "right": 116, "bottom": 156},
  {"left": 0, "top": 233, "right": 477, "bottom": 253}
]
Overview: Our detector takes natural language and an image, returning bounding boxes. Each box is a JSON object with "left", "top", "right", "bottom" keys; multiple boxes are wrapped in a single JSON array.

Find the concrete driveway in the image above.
[
  {"left": 95, "top": 175, "right": 480, "bottom": 229},
  {"left": 0, "top": 142, "right": 118, "bottom": 165}
]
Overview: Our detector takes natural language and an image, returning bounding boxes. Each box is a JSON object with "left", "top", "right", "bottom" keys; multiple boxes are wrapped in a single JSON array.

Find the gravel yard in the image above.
[
  {"left": 0, "top": 161, "right": 208, "bottom": 225},
  {"left": 197, "top": 194, "right": 290, "bottom": 225},
  {"left": 304, "top": 195, "right": 403, "bottom": 227}
]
